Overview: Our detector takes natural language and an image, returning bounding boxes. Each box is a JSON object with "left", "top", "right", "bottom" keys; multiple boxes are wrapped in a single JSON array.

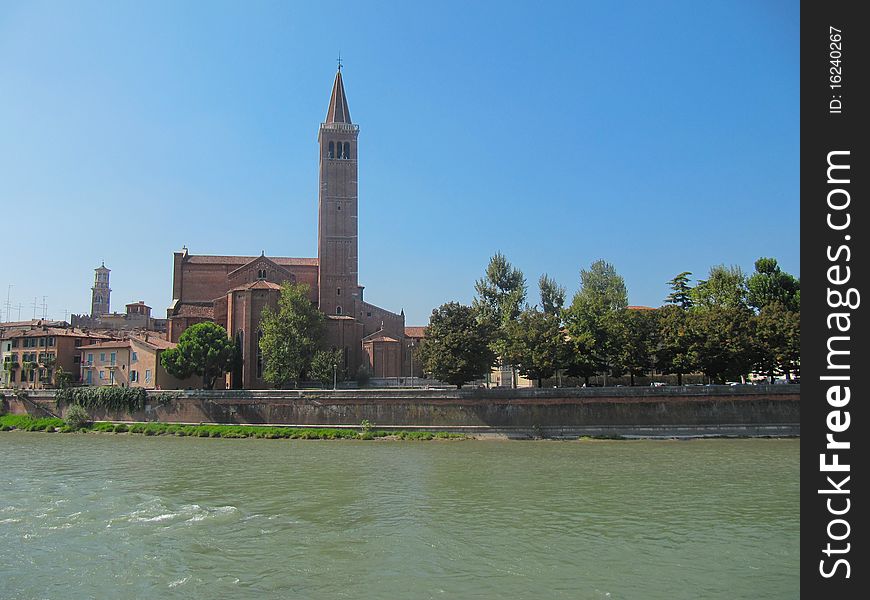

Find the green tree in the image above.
[
  {"left": 505, "top": 308, "right": 565, "bottom": 387},
  {"left": 690, "top": 307, "right": 754, "bottom": 383},
  {"left": 665, "top": 272, "right": 693, "bottom": 309},
  {"left": 55, "top": 366, "right": 74, "bottom": 389},
  {"left": 259, "top": 282, "right": 325, "bottom": 388},
  {"left": 420, "top": 302, "right": 496, "bottom": 389},
  {"left": 613, "top": 308, "right": 657, "bottom": 386},
  {"left": 752, "top": 302, "right": 800, "bottom": 382},
  {"left": 309, "top": 348, "right": 345, "bottom": 388},
  {"left": 473, "top": 252, "right": 526, "bottom": 384},
  {"left": 161, "top": 322, "right": 240, "bottom": 389},
  {"left": 746, "top": 257, "right": 800, "bottom": 312},
  {"left": 655, "top": 304, "right": 697, "bottom": 386},
  {"left": 538, "top": 274, "right": 566, "bottom": 315},
  {"left": 691, "top": 265, "right": 747, "bottom": 310},
  {"left": 564, "top": 260, "right": 628, "bottom": 385}
]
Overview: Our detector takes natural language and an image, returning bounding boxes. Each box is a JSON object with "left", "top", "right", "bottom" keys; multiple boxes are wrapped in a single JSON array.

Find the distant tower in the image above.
[
  {"left": 91, "top": 263, "right": 111, "bottom": 317},
  {"left": 317, "top": 67, "right": 360, "bottom": 317}
]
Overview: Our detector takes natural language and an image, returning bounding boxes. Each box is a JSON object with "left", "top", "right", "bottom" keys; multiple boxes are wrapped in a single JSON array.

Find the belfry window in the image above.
[
  {"left": 328, "top": 141, "right": 334, "bottom": 158},
  {"left": 257, "top": 269, "right": 267, "bottom": 280},
  {"left": 336, "top": 306, "right": 342, "bottom": 315},
  {"left": 343, "top": 142, "right": 351, "bottom": 159}
]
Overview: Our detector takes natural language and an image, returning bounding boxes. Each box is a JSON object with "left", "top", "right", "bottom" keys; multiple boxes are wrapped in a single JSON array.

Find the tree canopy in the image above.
[
  {"left": 420, "top": 302, "right": 495, "bottom": 388},
  {"left": 161, "top": 322, "right": 240, "bottom": 389},
  {"left": 259, "top": 282, "right": 325, "bottom": 388},
  {"left": 665, "top": 272, "right": 693, "bottom": 309},
  {"left": 746, "top": 257, "right": 800, "bottom": 312},
  {"left": 505, "top": 307, "right": 565, "bottom": 387},
  {"left": 564, "top": 260, "right": 628, "bottom": 382}
]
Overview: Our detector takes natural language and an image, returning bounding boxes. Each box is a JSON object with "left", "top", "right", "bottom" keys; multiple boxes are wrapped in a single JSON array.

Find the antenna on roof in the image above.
[{"left": 337, "top": 52, "right": 343, "bottom": 71}]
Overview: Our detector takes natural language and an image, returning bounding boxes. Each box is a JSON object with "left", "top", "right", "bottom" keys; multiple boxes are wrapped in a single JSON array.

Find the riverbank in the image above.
[
  {"left": 0, "top": 414, "right": 466, "bottom": 440},
  {"left": 0, "top": 413, "right": 798, "bottom": 441},
  {"left": 1, "top": 385, "right": 800, "bottom": 438}
]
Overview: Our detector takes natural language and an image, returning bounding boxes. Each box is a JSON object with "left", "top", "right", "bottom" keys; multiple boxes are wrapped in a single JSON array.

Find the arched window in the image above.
[
  {"left": 343, "top": 142, "right": 351, "bottom": 159},
  {"left": 95, "top": 295, "right": 102, "bottom": 304},
  {"left": 336, "top": 306, "right": 342, "bottom": 315},
  {"left": 257, "top": 269, "right": 266, "bottom": 280},
  {"left": 328, "top": 141, "right": 334, "bottom": 158}
]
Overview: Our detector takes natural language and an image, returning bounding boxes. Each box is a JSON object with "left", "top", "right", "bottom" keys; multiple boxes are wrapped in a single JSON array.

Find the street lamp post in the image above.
[{"left": 333, "top": 363, "right": 337, "bottom": 390}]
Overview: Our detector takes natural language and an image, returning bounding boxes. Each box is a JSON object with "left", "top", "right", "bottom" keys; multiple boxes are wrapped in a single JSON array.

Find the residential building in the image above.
[{"left": 79, "top": 334, "right": 195, "bottom": 389}]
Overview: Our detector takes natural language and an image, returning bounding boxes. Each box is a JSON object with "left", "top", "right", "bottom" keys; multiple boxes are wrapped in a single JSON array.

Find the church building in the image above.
[{"left": 166, "top": 68, "right": 405, "bottom": 388}]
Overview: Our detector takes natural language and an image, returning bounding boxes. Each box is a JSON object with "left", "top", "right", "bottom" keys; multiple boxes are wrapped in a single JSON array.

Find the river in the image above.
[{"left": 0, "top": 434, "right": 798, "bottom": 599}]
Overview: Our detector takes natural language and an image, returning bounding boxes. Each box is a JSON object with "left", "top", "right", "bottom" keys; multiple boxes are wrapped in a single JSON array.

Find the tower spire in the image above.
[{"left": 325, "top": 67, "right": 352, "bottom": 124}]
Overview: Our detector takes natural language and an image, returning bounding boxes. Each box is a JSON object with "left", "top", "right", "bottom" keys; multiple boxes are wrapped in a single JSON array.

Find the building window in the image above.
[
  {"left": 336, "top": 306, "right": 342, "bottom": 315},
  {"left": 337, "top": 288, "right": 341, "bottom": 296},
  {"left": 131, "top": 351, "right": 138, "bottom": 362},
  {"left": 9, "top": 372, "right": 15, "bottom": 383},
  {"left": 130, "top": 370, "right": 138, "bottom": 383},
  {"left": 75, "top": 339, "right": 82, "bottom": 347},
  {"left": 100, "top": 353, "right": 106, "bottom": 362},
  {"left": 367, "top": 312, "right": 372, "bottom": 317},
  {"left": 99, "top": 371, "right": 105, "bottom": 380},
  {"left": 87, "top": 353, "right": 93, "bottom": 365},
  {"left": 11, "top": 339, "right": 17, "bottom": 348},
  {"left": 145, "top": 369, "right": 152, "bottom": 383},
  {"left": 96, "top": 295, "right": 102, "bottom": 304},
  {"left": 109, "top": 371, "right": 114, "bottom": 385},
  {"left": 86, "top": 370, "right": 92, "bottom": 384},
  {"left": 48, "top": 337, "right": 55, "bottom": 346},
  {"left": 110, "top": 352, "right": 116, "bottom": 366},
  {"left": 74, "top": 355, "right": 80, "bottom": 364},
  {"left": 328, "top": 141, "right": 334, "bottom": 158},
  {"left": 344, "top": 142, "right": 351, "bottom": 159}
]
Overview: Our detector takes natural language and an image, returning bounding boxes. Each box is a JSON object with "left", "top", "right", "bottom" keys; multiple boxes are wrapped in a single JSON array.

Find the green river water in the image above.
[{"left": 0, "top": 434, "right": 799, "bottom": 599}]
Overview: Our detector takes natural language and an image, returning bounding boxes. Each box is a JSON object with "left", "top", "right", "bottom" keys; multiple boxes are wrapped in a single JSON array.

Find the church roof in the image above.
[
  {"left": 184, "top": 255, "right": 318, "bottom": 267},
  {"left": 404, "top": 326, "right": 426, "bottom": 338},
  {"left": 364, "top": 336, "right": 399, "bottom": 344},
  {"left": 325, "top": 69, "right": 352, "bottom": 124},
  {"left": 172, "top": 303, "right": 215, "bottom": 319},
  {"left": 227, "top": 280, "right": 283, "bottom": 293}
]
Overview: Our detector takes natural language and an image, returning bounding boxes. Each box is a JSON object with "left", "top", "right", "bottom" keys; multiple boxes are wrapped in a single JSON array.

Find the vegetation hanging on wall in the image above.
[{"left": 55, "top": 387, "right": 148, "bottom": 414}]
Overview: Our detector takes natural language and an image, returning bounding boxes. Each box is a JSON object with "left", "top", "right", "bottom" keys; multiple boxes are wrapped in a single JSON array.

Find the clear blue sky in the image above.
[{"left": 0, "top": 0, "right": 798, "bottom": 326}]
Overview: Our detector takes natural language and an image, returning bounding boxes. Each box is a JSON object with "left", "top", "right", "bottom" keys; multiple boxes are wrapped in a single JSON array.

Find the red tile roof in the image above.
[
  {"left": 2, "top": 327, "right": 108, "bottom": 339},
  {"left": 627, "top": 305, "right": 657, "bottom": 311},
  {"left": 173, "top": 304, "right": 215, "bottom": 318},
  {"left": 185, "top": 255, "right": 318, "bottom": 267},
  {"left": 404, "top": 326, "right": 426, "bottom": 338},
  {"left": 227, "top": 280, "right": 283, "bottom": 293},
  {"left": 364, "top": 336, "right": 399, "bottom": 344}
]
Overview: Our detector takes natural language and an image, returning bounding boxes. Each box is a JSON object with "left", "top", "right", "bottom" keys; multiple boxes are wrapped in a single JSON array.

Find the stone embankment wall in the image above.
[{"left": 2, "top": 386, "right": 799, "bottom": 437}]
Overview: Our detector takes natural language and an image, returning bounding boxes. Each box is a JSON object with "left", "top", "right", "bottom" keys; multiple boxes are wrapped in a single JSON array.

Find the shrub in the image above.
[
  {"left": 113, "top": 423, "right": 128, "bottom": 433},
  {"left": 64, "top": 404, "right": 91, "bottom": 430},
  {"left": 355, "top": 365, "right": 371, "bottom": 387}
]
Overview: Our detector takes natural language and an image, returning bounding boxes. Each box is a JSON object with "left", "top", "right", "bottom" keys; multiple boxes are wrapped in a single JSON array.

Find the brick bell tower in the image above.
[
  {"left": 91, "top": 262, "right": 111, "bottom": 317},
  {"left": 317, "top": 66, "right": 360, "bottom": 318}
]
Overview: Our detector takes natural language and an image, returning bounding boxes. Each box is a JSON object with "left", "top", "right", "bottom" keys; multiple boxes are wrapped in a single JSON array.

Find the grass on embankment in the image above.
[{"left": 0, "top": 414, "right": 466, "bottom": 441}]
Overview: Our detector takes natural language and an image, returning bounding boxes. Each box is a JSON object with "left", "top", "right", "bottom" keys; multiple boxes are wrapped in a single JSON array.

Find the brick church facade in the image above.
[{"left": 166, "top": 68, "right": 405, "bottom": 388}]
